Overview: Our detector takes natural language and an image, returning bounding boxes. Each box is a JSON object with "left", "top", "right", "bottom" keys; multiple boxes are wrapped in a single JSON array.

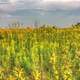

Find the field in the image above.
[{"left": 0, "top": 27, "right": 80, "bottom": 80}]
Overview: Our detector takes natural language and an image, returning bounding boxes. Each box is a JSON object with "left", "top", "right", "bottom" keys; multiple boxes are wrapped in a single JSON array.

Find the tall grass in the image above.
[{"left": 0, "top": 27, "right": 80, "bottom": 80}]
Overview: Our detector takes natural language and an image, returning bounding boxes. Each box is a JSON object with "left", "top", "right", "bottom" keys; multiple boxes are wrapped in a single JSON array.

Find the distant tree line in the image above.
[
  {"left": 7, "top": 21, "right": 80, "bottom": 29},
  {"left": 72, "top": 22, "right": 80, "bottom": 28},
  {"left": 8, "top": 21, "right": 23, "bottom": 28}
]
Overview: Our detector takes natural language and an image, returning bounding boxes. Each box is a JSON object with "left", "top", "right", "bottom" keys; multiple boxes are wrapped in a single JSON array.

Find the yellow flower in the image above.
[
  {"left": 33, "top": 70, "right": 41, "bottom": 80},
  {"left": 50, "top": 53, "right": 57, "bottom": 64},
  {"left": 13, "top": 67, "right": 25, "bottom": 79}
]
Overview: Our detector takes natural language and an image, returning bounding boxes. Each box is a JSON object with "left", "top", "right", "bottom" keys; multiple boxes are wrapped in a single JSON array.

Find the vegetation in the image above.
[{"left": 0, "top": 24, "right": 80, "bottom": 80}]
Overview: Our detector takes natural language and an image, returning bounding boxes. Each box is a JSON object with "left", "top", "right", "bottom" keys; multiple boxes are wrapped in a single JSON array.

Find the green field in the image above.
[{"left": 0, "top": 26, "right": 80, "bottom": 80}]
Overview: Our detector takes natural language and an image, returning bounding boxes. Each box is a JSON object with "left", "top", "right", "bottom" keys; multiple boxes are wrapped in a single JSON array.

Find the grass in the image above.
[{"left": 0, "top": 27, "right": 80, "bottom": 80}]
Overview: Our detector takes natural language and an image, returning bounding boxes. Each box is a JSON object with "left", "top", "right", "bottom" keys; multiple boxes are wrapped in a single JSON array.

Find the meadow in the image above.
[{"left": 0, "top": 26, "right": 80, "bottom": 80}]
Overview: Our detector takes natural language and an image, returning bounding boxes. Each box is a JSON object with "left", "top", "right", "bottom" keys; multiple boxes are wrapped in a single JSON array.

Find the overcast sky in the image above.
[{"left": 0, "top": 0, "right": 80, "bottom": 27}]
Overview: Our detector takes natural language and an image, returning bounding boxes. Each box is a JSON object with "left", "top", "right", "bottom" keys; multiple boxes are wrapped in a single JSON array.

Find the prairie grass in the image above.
[{"left": 0, "top": 27, "right": 80, "bottom": 80}]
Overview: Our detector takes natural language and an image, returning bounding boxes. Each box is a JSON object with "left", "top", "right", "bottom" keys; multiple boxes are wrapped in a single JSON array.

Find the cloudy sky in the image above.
[{"left": 0, "top": 0, "right": 80, "bottom": 27}]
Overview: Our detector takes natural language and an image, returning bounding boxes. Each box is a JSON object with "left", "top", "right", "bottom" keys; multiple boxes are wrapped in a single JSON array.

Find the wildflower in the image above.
[
  {"left": 33, "top": 70, "right": 41, "bottom": 80},
  {"left": 13, "top": 67, "right": 25, "bottom": 79},
  {"left": 50, "top": 53, "right": 57, "bottom": 64}
]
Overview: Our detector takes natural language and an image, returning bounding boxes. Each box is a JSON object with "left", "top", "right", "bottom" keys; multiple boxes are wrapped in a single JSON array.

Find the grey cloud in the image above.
[
  {"left": 0, "top": 0, "right": 80, "bottom": 12},
  {"left": 0, "top": 0, "right": 80, "bottom": 26}
]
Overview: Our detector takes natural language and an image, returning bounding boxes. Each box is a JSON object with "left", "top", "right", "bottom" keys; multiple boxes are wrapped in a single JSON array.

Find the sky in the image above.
[{"left": 0, "top": 0, "right": 80, "bottom": 27}]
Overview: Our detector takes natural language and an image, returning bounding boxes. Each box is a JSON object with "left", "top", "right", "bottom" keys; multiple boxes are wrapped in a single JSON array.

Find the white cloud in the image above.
[
  {"left": 9, "top": 0, "right": 18, "bottom": 4},
  {"left": 42, "top": 0, "right": 80, "bottom": 2}
]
